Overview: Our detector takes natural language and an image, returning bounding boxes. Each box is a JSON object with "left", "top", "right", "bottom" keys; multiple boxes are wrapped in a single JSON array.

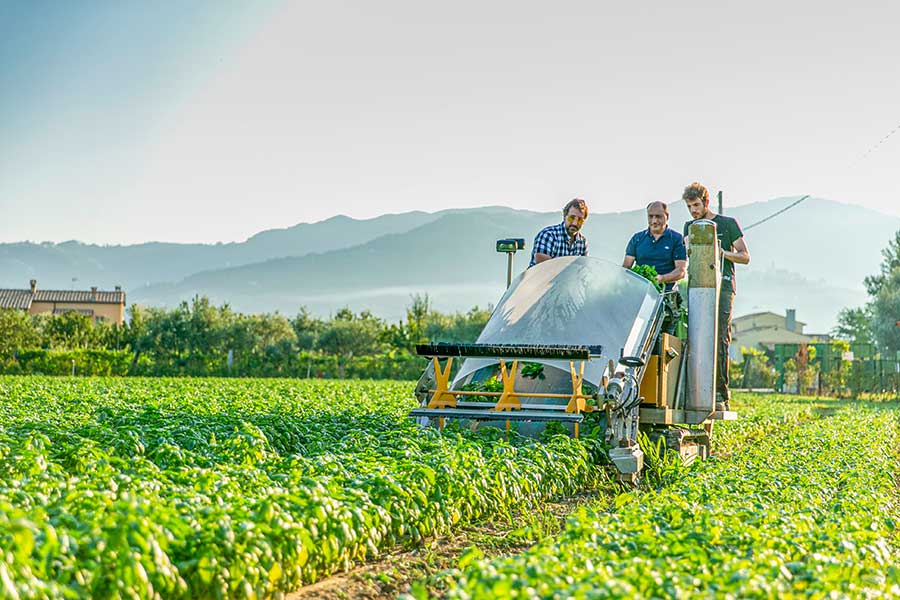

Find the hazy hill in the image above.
[
  {"left": 0, "top": 211, "right": 441, "bottom": 289},
  {"left": 3, "top": 197, "right": 896, "bottom": 331},
  {"left": 128, "top": 198, "right": 899, "bottom": 332}
]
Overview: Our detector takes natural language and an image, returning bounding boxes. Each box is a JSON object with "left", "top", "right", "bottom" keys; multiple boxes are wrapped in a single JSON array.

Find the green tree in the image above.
[
  {"left": 139, "top": 303, "right": 192, "bottom": 369},
  {"left": 824, "top": 339, "right": 852, "bottom": 397},
  {"left": 424, "top": 305, "right": 492, "bottom": 343},
  {"left": 318, "top": 308, "right": 385, "bottom": 377},
  {"left": 381, "top": 293, "right": 434, "bottom": 353},
  {"left": 186, "top": 296, "right": 235, "bottom": 367},
  {"left": 42, "top": 312, "right": 100, "bottom": 349},
  {"left": 860, "top": 230, "right": 900, "bottom": 354},
  {"left": 291, "top": 307, "right": 325, "bottom": 352},
  {"left": 121, "top": 304, "right": 148, "bottom": 360},
  {"left": 406, "top": 293, "right": 431, "bottom": 348},
  {"left": 229, "top": 313, "right": 298, "bottom": 373},
  {"left": 737, "top": 346, "right": 775, "bottom": 389},
  {"left": 863, "top": 230, "right": 900, "bottom": 296},
  {"left": 0, "top": 309, "right": 41, "bottom": 358},
  {"left": 869, "top": 269, "right": 900, "bottom": 354},
  {"left": 831, "top": 307, "right": 874, "bottom": 346}
]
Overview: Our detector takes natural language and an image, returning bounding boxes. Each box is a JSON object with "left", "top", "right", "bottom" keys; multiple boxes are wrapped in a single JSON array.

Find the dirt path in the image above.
[{"left": 286, "top": 491, "right": 602, "bottom": 599}]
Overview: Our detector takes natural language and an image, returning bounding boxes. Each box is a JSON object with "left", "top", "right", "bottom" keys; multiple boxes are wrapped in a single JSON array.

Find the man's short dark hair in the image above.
[
  {"left": 647, "top": 201, "right": 669, "bottom": 217},
  {"left": 682, "top": 182, "right": 709, "bottom": 206},
  {"left": 563, "top": 198, "right": 588, "bottom": 219}
]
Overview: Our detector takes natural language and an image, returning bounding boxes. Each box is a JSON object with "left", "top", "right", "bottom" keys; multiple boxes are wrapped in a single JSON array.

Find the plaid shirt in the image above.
[{"left": 529, "top": 222, "right": 588, "bottom": 267}]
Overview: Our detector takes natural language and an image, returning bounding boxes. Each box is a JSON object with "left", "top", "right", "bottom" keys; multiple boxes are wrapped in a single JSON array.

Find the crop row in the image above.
[
  {"left": 436, "top": 400, "right": 900, "bottom": 598},
  {"left": 0, "top": 376, "right": 608, "bottom": 599}
]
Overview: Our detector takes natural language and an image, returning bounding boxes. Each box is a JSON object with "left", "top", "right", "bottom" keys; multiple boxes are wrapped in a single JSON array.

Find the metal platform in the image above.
[
  {"left": 410, "top": 408, "right": 585, "bottom": 423},
  {"left": 640, "top": 407, "right": 738, "bottom": 425}
]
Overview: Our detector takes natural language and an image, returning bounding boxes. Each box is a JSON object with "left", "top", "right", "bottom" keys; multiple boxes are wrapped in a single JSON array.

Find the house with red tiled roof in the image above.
[{"left": 0, "top": 280, "right": 126, "bottom": 325}]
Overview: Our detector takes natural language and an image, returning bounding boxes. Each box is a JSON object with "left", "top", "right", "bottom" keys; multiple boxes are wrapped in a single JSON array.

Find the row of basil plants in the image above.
[
  {"left": 0, "top": 376, "right": 608, "bottom": 598},
  {"left": 436, "top": 400, "right": 900, "bottom": 598}
]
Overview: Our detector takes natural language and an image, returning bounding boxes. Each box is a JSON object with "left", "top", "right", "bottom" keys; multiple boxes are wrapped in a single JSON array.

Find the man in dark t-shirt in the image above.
[{"left": 682, "top": 183, "right": 750, "bottom": 410}]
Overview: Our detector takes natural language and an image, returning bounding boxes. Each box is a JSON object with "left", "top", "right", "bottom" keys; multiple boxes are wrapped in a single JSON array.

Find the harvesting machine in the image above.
[{"left": 410, "top": 220, "right": 736, "bottom": 483}]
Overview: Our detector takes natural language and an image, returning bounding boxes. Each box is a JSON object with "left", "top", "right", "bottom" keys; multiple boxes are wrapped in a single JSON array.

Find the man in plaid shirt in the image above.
[{"left": 529, "top": 198, "right": 589, "bottom": 267}]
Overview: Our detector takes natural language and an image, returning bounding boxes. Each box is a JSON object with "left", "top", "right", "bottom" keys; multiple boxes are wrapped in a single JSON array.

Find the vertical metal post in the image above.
[
  {"left": 717, "top": 190, "right": 723, "bottom": 215},
  {"left": 506, "top": 252, "right": 514, "bottom": 288},
  {"left": 686, "top": 220, "right": 720, "bottom": 418}
]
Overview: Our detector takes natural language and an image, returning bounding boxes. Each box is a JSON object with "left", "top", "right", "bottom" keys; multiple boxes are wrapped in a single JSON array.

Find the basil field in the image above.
[{"left": 0, "top": 377, "right": 898, "bottom": 599}]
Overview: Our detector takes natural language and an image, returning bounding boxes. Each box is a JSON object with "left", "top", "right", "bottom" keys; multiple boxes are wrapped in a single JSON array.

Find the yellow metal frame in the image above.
[
  {"left": 425, "top": 358, "right": 595, "bottom": 437},
  {"left": 565, "top": 360, "right": 587, "bottom": 438},
  {"left": 426, "top": 357, "right": 457, "bottom": 409},
  {"left": 493, "top": 359, "right": 521, "bottom": 411}
]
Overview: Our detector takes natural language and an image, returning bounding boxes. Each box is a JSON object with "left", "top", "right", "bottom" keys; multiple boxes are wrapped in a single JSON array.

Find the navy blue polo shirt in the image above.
[{"left": 625, "top": 227, "right": 687, "bottom": 290}]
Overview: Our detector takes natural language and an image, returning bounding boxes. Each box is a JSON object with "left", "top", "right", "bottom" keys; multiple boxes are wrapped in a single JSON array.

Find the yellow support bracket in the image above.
[
  {"left": 565, "top": 360, "right": 592, "bottom": 414},
  {"left": 492, "top": 359, "right": 521, "bottom": 411},
  {"left": 566, "top": 360, "right": 592, "bottom": 438},
  {"left": 426, "top": 357, "right": 457, "bottom": 409}
]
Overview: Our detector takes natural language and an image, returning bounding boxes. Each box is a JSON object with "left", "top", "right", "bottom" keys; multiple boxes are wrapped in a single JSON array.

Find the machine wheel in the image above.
[{"left": 645, "top": 427, "right": 710, "bottom": 464}]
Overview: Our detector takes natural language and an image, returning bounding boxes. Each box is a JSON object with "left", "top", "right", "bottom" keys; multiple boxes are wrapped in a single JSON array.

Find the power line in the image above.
[
  {"left": 731, "top": 118, "right": 896, "bottom": 233},
  {"left": 744, "top": 195, "right": 810, "bottom": 231},
  {"left": 859, "top": 121, "right": 900, "bottom": 162}
]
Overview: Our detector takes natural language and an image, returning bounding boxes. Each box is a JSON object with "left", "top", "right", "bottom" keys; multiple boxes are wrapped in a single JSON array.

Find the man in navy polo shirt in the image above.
[
  {"left": 623, "top": 201, "right": 686, "bottom": 336},
  {"left": 623, "top": 201, "right": 687, "bottom": 290}
]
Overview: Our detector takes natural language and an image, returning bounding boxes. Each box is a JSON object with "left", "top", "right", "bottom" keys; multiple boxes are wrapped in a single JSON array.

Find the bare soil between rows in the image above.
[{"left": 286, "top": 491, "right": 602, "bottom": 599}]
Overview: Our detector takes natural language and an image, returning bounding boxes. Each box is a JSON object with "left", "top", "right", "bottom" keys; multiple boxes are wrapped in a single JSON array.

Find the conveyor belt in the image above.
[{"left": 415, "top": 342, "right": 602, "bottom": 360}]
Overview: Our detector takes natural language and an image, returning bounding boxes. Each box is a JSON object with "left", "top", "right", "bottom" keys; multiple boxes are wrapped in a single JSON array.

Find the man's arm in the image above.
[
  {"left": 657, "top": 259, "right": 686, "bottom": 284},
  {"left": 723, "top": 237, "right": 750, "bottom": 265},
  {"left": 531, "top": 227, "right": 554, "bottom": 265},
  {"left": 622, "top": 235, "right": 636, "bottom": 268}
]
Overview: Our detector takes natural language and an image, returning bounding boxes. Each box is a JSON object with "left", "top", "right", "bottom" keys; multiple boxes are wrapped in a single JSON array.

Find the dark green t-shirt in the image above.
[{"left": 683, "top": 214, "right": 744, "bottom": 294}]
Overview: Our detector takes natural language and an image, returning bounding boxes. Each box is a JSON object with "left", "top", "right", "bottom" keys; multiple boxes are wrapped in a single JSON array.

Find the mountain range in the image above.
[{"left": 2, "top": 197, "right": 896, "bottom": 332}]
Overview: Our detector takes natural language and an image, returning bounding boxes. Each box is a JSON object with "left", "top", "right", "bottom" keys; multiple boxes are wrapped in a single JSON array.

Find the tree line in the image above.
[
  {"left": 833, "top": 229, "right": 900, "bottom": 353},
  {"left": 778, "top": 228, "right": 900, "bottom": 396},
  {"left": 0, "top": 294, "right": 489, "bottom": 378}
]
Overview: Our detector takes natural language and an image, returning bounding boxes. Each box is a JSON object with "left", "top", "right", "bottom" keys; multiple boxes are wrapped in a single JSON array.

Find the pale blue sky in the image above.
[{"left": 2, "top": 0, "right": 899, "bottom": 244}]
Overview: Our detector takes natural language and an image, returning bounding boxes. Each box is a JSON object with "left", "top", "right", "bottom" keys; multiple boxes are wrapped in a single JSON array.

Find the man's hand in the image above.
[
  {"left": 534, "top": 252, "right": 552, "bottom": 264},
  {"left": 654, "top": 260, "right": 686, "bottom": 284},
  {"left": 721, "top": 238, "right": 750, "bottom": 265}
]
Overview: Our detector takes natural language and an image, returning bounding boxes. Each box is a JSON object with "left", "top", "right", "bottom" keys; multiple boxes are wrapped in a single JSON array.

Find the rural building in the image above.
[
  {"left": 0, "top": 279, "right": 126, "bottom": 325},
  {"left": 730, "top": 309, "right": 830, "bottom": 361}
]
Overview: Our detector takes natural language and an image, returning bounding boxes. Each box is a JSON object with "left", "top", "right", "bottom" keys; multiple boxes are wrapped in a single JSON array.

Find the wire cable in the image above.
[
  {"left": 744, "top": 195, "right": 810, "bottom": 231},
  {"left": 735, "top": 119, "right": 897, "bottom": 231},
  {"left": 858, "top": 121, "right": 900, "bottom": 162}
]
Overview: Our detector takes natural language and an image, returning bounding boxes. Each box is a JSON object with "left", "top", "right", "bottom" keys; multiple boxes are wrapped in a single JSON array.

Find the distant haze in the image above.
[
  {"left": 1, "top": 1, "right": 899, "bottom": 245},
  {"left": 2, "top": 198, "right": 895, "bottom": 332}
]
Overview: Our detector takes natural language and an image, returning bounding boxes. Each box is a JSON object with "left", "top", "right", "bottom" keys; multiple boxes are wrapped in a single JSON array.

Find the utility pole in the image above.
[{"left": 717, "top": 190, "right": 724, "bottom": 215}]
